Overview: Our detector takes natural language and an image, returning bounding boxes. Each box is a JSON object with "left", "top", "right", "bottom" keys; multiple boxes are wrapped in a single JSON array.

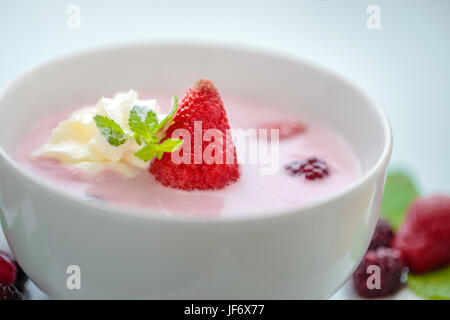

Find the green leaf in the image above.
[
  {"left": 129, "top": 105, "right": 158, "bottom": 139},
  {"left": 95, "top": 96, "right": 181, "bottom": 162},
  {"left": 134, "top": 144, "right": 157, "bottom": 162},
  {"left": 380, "top": 171, "right": 419, "bottom": 231},
  {"left": 158, "top": 139, "right": 183, "bottom": 152},
  {"left": 135, "top": 135, "right": 142, "bottom": 145},
  {"left": 134, "top": 139, "right": 183, "bottom": 162},
  {"left": 93, "top": 115, "right": 128, "bottom": 146},
  {"left": 155, "top": 139, "right": 183, "bottom": 160},
  {"left": 154, "top": 95, "right": 178, "bottom": 133},
  {"left": 156, "top": 150, "right": 164, "bottom": 160},
  {"left": 408, "top": 267, "right": 450, "bottom": 300}
]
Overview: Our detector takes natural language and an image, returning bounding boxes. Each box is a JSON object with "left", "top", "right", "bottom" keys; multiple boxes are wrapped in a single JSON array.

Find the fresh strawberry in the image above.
[
  {"left": 258, "top": 121, "right": 306, "bottom": 140},
  {"left": 392, "top": 195, "right": 450, "bottom": 273},
  {"left": 0, "top": 250, "right": 17, "bottom": 285},
  {"left": 150, "top": 79, "right": 240, "bottom": 190}
]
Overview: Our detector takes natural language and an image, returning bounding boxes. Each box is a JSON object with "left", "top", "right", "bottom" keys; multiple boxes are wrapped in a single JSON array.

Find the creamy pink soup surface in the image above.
[{"left": 15, "top": 94, "right": 361, "bottom": 218}]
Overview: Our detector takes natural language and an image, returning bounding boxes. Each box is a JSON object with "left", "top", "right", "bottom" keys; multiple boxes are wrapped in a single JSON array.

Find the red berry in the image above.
[
  {"left": 368, "top": 218, "right": 394, "bottom": 250},
  {"left": 353, "top": 248, "right": 408, "bottom": 298},
  {"left": 258, "top": 121, "right": 306, "bottom": 140},
  {"left": 0, "top": 283, "right": 22, "bottom": 300},
  {"left": 392, "top": 195, "right": 450, "bottom": 273},
  {"left": 150, "top": 79, "right": 240, "bottom": 190},
  {"left": 0, "top": 250, "right": 17, "bottom": 285},
  {"left": 285, "top": 157, "right": 329, "bottom": 180}
]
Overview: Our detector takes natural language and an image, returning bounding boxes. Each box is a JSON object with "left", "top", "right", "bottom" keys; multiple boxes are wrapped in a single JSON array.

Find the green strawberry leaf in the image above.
[
  {"left": 407, "top": 267, "right": 450, "bottom": 300},
  {"left": 380, "top": 171, "right": 419, "bottom": 231},
  {"left": 93, "top": 115, "right": 128, "bottom": 146}
]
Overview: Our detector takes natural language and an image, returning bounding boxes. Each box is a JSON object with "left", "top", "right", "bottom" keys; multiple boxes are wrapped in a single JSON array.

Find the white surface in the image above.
[
  {"left": 0, "top": 45, "right": 390, "bottom": 299},
  {"left": 1, "top": 227, "right": 422, "bottom": 300}
]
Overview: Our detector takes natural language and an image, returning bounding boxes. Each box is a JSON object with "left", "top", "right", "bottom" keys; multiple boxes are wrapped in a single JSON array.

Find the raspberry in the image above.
[
  {"left": 0, "top": 250, "right": 17, "bottom": 285},
  {"left": 285, "top": 157, "right": 329, "bottom": 180},
  {"left": 258, "top": 121, "right": 306, "bottom": 140},
  {"left": 368, "top": 218, "right": 394, "bottom": 250},
  {"left": 392, "top": 195, "right": 450, "bottom": 273},
  {"left": 352, "top": 248, "right": 408, "bottom": 298},
  {"left": 0, "top": 283, "right": 22, "bottom": 300},
  {"left": 150, "top": 79, "right": 240, "bottom": 190}
]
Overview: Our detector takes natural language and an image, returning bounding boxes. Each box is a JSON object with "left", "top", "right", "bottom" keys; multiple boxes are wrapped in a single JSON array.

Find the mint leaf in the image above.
[
  {"left": 155, "top": 95, "right": 178, "bottom": 133},
  {"left": 158, "top": 139, "right": 183, "bottom": 152},
  {"left": 134, "top": 144, "right": 157, "bottom": 162},
  {"left": 93, "top": 115, "right": 128, "bottom": 146},
  {"left": 94, "top": 95, "right": 180, "bottom": 162},
  {"left": 135, "top": 135, "right": 142, "bottom": 145},
  {"left": 408, "top": 267, "right": 450, "bottom": 300},
  {"left": 380, "top": 171, "right": 419, "bottom": 231},
  {"left": 129, "top": 105, "right": 158, "bottom": 140},
  {"left": 155, "top": 138, "right": 183, "bottom": 160},
  {"left": 127, "top": 95, "right": 181, "bottom": 162}
]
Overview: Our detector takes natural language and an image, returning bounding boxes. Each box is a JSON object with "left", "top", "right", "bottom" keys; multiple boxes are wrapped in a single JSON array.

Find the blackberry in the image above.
[
  {"left": 353, "top": 248, "right": 408, "bottom": 298},
  {"left": 0, "top": 283, "right": 22, "bottom": 300},
  {"left": 285, "top": 157, "right": 329, "bottom": 180},
  {"left": 368, "top": 218, "right": 394, "bottom": 250}
]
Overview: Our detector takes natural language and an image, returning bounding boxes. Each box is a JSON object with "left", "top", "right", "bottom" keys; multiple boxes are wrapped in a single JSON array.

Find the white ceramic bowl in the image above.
[{"left": 0, "top": 44, "right": 392, "bottom": 299}]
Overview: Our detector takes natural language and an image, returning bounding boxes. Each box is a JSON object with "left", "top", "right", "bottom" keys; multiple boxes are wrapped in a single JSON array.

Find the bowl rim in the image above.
[{"left": 0, "top": 42, "right": 393, "bottom": 224}]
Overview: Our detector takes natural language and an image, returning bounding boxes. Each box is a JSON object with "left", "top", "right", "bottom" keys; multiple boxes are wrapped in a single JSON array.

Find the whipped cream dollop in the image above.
[{"left": 32, "top": 90, "right": 161, "bottom": 178}]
